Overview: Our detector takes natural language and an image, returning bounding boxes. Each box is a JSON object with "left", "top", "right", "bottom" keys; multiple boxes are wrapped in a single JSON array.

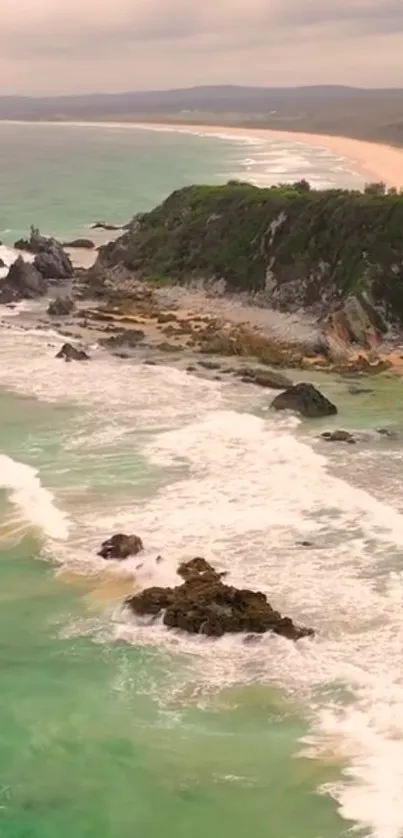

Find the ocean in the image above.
[{"left": 0, "top": 122, "right": 402, "bottom": 838}]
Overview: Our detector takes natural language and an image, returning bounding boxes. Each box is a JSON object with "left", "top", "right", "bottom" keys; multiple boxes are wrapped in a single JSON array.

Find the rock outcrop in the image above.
[
  {"left": 56, "top": 343, "right": 90, "bottom": 361},
  {"left": 99, "top": 329, "right": 146, "bottom": 350},
  {"left": 126, "top": 558, "right": 314, "bottom": 639},
  {"left": 0, "top": 257, "right": 47, "bottom": 303},
  {"left": 320, "top": 430, "right": 356, "bottom": 443},
  {"left": 34, "top": 240, "right": 73, "bottom": 280},
  {"left": 13, "top": 227, "right": 74, "bottom": 279},
  {"left": 62, "top": 238, "right": 95, "bottom": 249},
  {"left": 47, "top": 296, "right": 75, "bottom": 316},
  {"left": 271, "top": 383, "right": 337, "bottom": 418},
  {"left": 98, "top": 533, "right": 144, "bottom": 560}
]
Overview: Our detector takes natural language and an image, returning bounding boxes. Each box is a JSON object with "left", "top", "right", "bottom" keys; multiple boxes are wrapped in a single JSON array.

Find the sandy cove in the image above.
[{"left": 130, "top": 121, "right": 403, "bottom": 190}]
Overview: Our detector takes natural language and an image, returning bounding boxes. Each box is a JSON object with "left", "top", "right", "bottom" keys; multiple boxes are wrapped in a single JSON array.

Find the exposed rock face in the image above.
[
  {"left": 47, "top": 296, "right": 75, "bottom": 316},
  {"left": 320, "top": 430, "right": 356, "bottom": 444},
  {"left": 56, "top": 343, "right": 90, "bottom": 361},
  {"left": 0, "top": 257, "right": 47, "bottom": 303},
  {"left": 325, "top": 294, "right": 387, "bottom": 350},
  {"left": 237, "top": 367, "right": 293, "bottom": 389},
  {"left": 62, "top": 238, "right": 95, "bottom": 249},
  {"left": 126, "top": 558, "right": 314, "bottom": 639},
  {"left": 98, "top": 533, "right": 144, "bottom": 560},
  {"left": 271, "top": 383, "right": 337, "bottom": 418},
  {"left": 34, "top": 240, "right": 73, "bottom": 280},
  {"left": 99, "top": 329, "right": 146, "bottom": 349}
]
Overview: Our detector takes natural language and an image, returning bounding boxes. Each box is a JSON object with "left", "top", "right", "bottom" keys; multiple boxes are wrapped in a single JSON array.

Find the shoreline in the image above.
[
  {"left": 2, "top": 117, "right": 403, "bottom": 188},
  {"left": 130, "top": 121, "right": 403, "bottom": 190}
]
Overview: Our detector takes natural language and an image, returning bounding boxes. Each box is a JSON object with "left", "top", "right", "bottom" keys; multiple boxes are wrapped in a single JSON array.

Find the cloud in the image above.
[{"left": 0, "top": 0, "right": 402, "bottom": 93}]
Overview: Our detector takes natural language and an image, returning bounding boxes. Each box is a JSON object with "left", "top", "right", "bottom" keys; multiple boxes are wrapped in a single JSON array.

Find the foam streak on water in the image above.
[{"left": 0, "top": 454, "right": 69, "bottom": 540}]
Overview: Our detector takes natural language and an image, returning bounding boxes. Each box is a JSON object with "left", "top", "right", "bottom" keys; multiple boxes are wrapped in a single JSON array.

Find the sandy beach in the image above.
[{"left": 131, "top": 121, "right": 403, "bottom": 190}]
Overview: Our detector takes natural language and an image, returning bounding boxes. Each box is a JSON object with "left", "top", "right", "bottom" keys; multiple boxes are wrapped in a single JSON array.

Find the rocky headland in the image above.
[{"left": 3, "top": 182, "right": 403, "bottom": 382}]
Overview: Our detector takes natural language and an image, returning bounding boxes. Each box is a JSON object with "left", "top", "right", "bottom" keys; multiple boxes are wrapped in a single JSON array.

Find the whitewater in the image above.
[{"left": 1, "top": 314, "right": 403, "bottom": 838}]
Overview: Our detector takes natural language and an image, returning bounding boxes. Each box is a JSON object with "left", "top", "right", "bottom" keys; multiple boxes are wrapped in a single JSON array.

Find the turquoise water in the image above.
[
  {"left": 0, "top": 121, "right": 365, "bottom": 243},
  {"left": 0, "top": 123, "right": 402, "bottom": 838}
]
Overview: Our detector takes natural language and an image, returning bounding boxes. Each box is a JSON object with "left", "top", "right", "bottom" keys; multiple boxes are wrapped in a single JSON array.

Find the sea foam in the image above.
[{"left": 0, "top": 454, "right": 69, "bottom": 540}]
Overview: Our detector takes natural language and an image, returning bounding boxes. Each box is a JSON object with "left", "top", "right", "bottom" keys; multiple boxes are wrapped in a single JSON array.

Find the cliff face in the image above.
[{"left": 97, "top": 183, "right": 403, "bottom": 334}]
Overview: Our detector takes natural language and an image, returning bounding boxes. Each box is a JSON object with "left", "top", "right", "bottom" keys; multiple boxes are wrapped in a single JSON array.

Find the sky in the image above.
[{"left": 1, "top": 0, "right": 402, "bottom": 95}]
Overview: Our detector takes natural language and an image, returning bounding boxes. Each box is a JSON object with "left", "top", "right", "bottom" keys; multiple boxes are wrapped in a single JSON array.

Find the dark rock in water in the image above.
[
  {"left": 320, "top": 430, "right": 356, "bottom": 444},
  {"left": 47, "top": 296, "right": 75, "bottom": 316},
  {"left": 100, "top": 329, "right": 145, "bottom": 349},
  {"left": 298, "top": 540, "right": 314, "bottom": 548},
  {"left": 56, "top": 342, "right": 90, "bottom": 362},
  {"left": 0, "top": 257, "right": 5, "bottom": 269},
  {"left": 62, "top": 238, "right": 95, "bottom": 249},
  {"left": 0, "top": 257, "right": 47, "bottom": 303},
  {"left": 348, "top": 386, "right": 374, "bottom": 396},
  {"left": 98, "top": 533, "right": 144, "bottom": 560},
  {"left": 34, "top": 239, "right": 73, "bottom": 280},
  {"left": 126, "top": 558, "right": 314, "bottom": 640},
  {"left": 377, "top": 427, "right": 396, "bottom": 438},
  {"left": 177, "top": 556, "right": 226, "bottom": 583},
  {"left": 198, "top": 360, "right": 221, "bottom": 371},
  {"left": 237, "top": 367, "right": 293, "bottom": 390},
  {"left": 90, "top": 221, "right": 122, "bottom": 231},
  {"left": 271, "top": 383, "right": 337, "bottom": 418}
]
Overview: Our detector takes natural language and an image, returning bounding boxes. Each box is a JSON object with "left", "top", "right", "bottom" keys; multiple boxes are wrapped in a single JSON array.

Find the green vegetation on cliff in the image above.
[{"left": 98, "top": 182, "right": 403, "bottom": 324}]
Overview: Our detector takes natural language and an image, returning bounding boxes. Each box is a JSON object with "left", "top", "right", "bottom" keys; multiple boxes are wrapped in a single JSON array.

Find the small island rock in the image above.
[
  {"left": 271, "top": 383, "right": 337, "bottom": 418},
  {"left": 56, "top": 343, "right": 90, "bottom": 361},
  {"left": 126, "top": 558, "right": 314, "bottom": 640},
  {"left": 98, "top": 533, "right": 144, "bottom": 560}
]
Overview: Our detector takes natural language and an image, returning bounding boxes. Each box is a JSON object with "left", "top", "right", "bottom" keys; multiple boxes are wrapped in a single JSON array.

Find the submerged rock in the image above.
[
  {"left": 98, "top": 533, "right": 144, "bottom": 560},
  {"left": 47, "top": 296, "right": 75, "bottom": 316},
  {"left": 320, "top": 430, "right": 356, "bottom": 444},
  {"left": 237, "top": 367, "right": 293, "bottom": 390},
  {"left": 0, "top": 257, "right": 47, "bottom": 303},
  {"left": 126, "top": 558, "right": 314, "bottom": 640},
  {"left": 56, "top": 342, "right": 90, "bottom": 361},
  {"left": 271, "top": 383, "right": 337, "bottom": 418},
  {"left": 100, "top": 329, "right": 146, "bottom": 349}
]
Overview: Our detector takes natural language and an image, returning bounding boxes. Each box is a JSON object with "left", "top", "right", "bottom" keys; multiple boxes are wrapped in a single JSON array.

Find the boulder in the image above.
[
  {"left": 0, "top": 257, "right": 47, "bottom": 303},
  {"left": 47, "top": 296, "right": 75, "bottom": 316},
  {"left": 56, "top": 342, "right": 90, "bottom": 362},
  {"left": 237, "top": 367, "right": 293, "bottom": 389},
  {"left": 320, "top": 430, "right": 356, "bottom": 444},
  {"left": 62, "top": 238, "right": 95, "bottom": 249},
  {"left": 99, "top": 329, "right": 146, "bottom": 349},
  {"left": 98, "top": 533, "right": 144, "bottom": 560},
  {"left": 126, "top": 558, "right": 314, "bottom": 640},
  {"left": 34, "top": 239, "right": 73, "bottom": 280},
  {"left": 271, "top": 383, "right": 337, "bottom": 418}
]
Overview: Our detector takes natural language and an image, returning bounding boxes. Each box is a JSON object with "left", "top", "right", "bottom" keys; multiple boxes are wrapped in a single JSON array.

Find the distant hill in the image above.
[{"left": 2, "top": 85, "right": 403, "bottom": 145}]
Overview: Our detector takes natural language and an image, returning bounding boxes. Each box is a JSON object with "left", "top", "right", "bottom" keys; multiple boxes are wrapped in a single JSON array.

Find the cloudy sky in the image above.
[{"left": 1, "top": 0, "right": 402, "bottom": 94}]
